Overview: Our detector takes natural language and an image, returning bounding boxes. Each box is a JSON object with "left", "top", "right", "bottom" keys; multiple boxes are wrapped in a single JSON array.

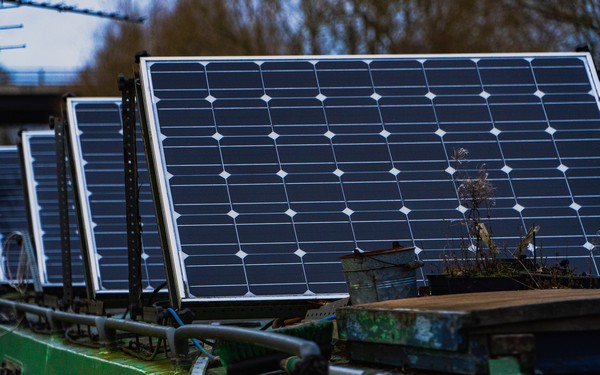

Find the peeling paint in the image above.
[{"left": 413, "top": 316, "right": 434, "bottom": 344}]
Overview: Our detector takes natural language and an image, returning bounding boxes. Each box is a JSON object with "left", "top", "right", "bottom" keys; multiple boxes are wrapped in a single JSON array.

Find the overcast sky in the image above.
[{"left": 0, "top": 1, "right": 148, "bottom": 71}]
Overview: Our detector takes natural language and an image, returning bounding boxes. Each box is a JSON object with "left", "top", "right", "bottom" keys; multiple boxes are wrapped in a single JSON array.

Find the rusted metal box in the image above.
[{"left": 339, "top": 244, "right": 420, "bottom": 304}]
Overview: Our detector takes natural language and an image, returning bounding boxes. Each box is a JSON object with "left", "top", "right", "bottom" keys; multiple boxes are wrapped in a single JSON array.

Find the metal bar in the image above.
[
  {"left": 0, "top": 298, "right": 326, "bottom": 372},
  {"left": 104, "top": 317, "right": 173, "bottom": 339},
  {"left": 52, "top": 310, "right": 99, "bottom": 327},
  {"left": 54, "top": 116, "right": 73, "bottom": 308},
  {"left": 62, "top": 95, "right": 94, "bottom": 301},
  {"left": 133, "top": 52, "right": 179, "bottom": 310},
  {"left": 3, "top": 0, "right": 145, "bottom": 23},
  {"left": 20, "top": 232, "right": 43, "bottom": 294},
  {"left": 119, "top": 76, "right": 143, "bottom": 320},
  {"left": 174, "top": 324, "right": 321, "bottom": 358},
  {"left": 0, "top": 44, "right": 25, "bottom": 50},
  {"left": 0, "top": 24, "right": 23, "bottom": 30}
]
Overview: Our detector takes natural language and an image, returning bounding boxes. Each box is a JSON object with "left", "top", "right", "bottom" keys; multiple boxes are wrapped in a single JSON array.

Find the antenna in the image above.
[
  {"left": 0, "top": 24, "right": 25, "bottom": 51},
  {"left": 1, "top": 0, "right": 146, "bottom": 23}
]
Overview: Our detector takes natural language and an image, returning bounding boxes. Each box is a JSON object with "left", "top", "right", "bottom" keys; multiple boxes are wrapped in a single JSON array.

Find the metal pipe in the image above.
[
  {"left": 13, "top": 301, "right": 48, "bottom": 316},
  {"left": 175, "top": 324, "right": 321, "bottom": 358},
  {"left": 0, "top": 298, "right": 326, "bottom": 371},
  {"left": 0, "top": 299, "right": 17, "bottom": 310},
  {"left": 329, "top": 365, "right": 373, "bottom": 375},
  {"left": 104, "top": 317, "right": 173, "bottom": 339},
  {"left": 52, "top": 310, "right": 98, "bottom": 326}
]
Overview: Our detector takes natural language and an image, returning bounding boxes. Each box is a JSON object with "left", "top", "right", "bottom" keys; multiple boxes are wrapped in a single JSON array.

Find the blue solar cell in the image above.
[
  {"left": 20, "top": 131, "right": 85, "bottom": 286},
  {"left": 139, "top": 54, "right": 600, "bottom": 303},
  {"left": 0, "top": 146, "right": 28, "bottom": 283},
  {"left": 66, "top": 98, "right": 165, "bottom": 295}
]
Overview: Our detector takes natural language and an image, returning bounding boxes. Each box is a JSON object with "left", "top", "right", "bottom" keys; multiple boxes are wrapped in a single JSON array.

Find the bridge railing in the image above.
[{"left": 0, "top": 68, "right": 80, "bottom": 86}]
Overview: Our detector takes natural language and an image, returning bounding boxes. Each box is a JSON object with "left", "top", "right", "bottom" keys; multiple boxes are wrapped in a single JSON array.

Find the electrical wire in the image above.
[
  {"left": 0, "top": 316, "right": 25, "bottom": 337},
  {"left": 121, "top": 338, "right": 164, "bottom": 361},
  {"left": 166, "top": 307, "right": 215, "bottom": 359},
  {"left": 146, "top": 281, "right": 167, "bottom": 307},
  {"left": 2, "top": 232, "right": 29, "bottom": 297},
  {"left": 64, "top": 326, "right": 102, "bottom": 348}
]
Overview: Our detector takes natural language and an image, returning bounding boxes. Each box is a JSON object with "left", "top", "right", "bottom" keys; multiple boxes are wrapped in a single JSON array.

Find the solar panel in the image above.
[
  {"left": 0, "top": 146, "right": 28, "bottom": 283},
  {"left": 20, "top": 130, "right": 85, "bottom": 286},
  {"left": 66, "top": 98, "right": 165, "bottom": 295},
  {"left": 138, "top": 53, "right": 600, "bottom": 304}
]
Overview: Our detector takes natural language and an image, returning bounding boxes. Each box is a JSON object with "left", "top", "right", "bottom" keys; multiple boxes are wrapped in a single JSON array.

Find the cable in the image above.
[
  {"left": 0, "top": 316, "right": 25, "bottom": 337},
  {"left": 64, "top": 326, "right": 102, "bottom": 348},
  {"left": 1, "top": 232, "right": 31, "bottom": 297},
  {"left": 166, "top": 308, "right": 215, "bottom": 359},
  {"left": 122, "top": 338, "right": 163, "bottom": 361},
  {"left": 146, "top": 281, "right": 167, "bottom": 307}
]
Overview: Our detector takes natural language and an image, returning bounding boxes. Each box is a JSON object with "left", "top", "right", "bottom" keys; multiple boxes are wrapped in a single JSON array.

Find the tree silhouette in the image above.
[{"left": 75, "top": 0, "right": 600, "bottom": 96}]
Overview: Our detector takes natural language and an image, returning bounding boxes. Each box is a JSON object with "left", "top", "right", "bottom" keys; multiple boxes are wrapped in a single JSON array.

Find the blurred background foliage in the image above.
[{"left": 78, "top": 0, "right": 600, "bottom": 95}]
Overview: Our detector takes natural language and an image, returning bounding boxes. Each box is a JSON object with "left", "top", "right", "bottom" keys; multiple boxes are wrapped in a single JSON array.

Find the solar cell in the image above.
[
  {"left": 66, "top": 98, "right": 165, "bottom": 295},
  {"left": 138, "top": 53, "right": 600, "bottom": 303},
  {"left": 20, "top": 130, "right": 85, "bottom": 286},
  {"left": 0, "top": 146, "right": 28, "bottom": 283}
]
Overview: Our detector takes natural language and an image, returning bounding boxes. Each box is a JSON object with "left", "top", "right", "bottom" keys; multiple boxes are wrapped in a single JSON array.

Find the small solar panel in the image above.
[
  {"left": 20, "top": 130, "right": 85, "bottom": 286},
  {"left": 66, "top": 98, "right": 165, "bottom": 295},
  {"left": 138, "top": 53, "right": 600, "bottom": 303},
  {"left": 0, "top": 146, "right": 28, "bottom": 283}
]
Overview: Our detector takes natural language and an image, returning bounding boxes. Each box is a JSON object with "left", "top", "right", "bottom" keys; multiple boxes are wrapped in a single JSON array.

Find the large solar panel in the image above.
[
  {"left": 138, "top": 53, "right": 600, "bottom": 303},
  {"left": 20, "top": 130, "right": 85, "bottom": 286},
  {"left": 0, "top": 146, "right": 29, "bottom": 283},
  {"left": 66, "top": 98, "right": 165, "bottom": 295}
]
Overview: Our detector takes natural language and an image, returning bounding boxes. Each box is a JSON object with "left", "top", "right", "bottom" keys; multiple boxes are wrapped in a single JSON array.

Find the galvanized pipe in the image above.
[
  {"left": 104, "top": 317, "right": 173, "bottom": 338},
  {"left": 0, "top": 298, "right": 325, "bottom": 371},
  {"left": 0, "top": 299, "right": 17, "bottom": 314},
  {"left": 9, "top": 300, "right": 48, "bottom": 316},
  {"left": 175, "top": 324, "right": 321, "bottom": 358},
  {"left": 52, "top": 309, "right": 99, "bottom": 326}
]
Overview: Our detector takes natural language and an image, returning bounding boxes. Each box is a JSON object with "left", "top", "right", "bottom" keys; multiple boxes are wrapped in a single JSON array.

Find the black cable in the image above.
[
  {"left": 122, "top": 338, "right": 164, "bottom": 361},
  {"left": 260, "top": 319, "right": 275, "bottom": 331},
  {"left": 64, "top": 326, "right": 101, "bottom": 348},
  {"left": 146, "top": 281, "right": 167, "bottom": 307}
]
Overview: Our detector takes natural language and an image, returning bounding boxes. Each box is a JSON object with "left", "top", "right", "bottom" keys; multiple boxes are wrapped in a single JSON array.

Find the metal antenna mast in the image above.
[{"left": 0, "top": 0, "right": 146, "bottom": 23}]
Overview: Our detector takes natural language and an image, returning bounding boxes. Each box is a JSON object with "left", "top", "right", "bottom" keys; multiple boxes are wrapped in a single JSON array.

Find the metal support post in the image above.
[
  {"left": 119, "top": 75, "right": 143, "bottom": 320},
  {"left": 53, "top": 116, "right": 73, "bottom": 309}
]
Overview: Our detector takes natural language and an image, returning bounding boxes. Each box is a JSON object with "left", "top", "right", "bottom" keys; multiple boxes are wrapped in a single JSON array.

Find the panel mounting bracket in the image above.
[
  {"left": 52, "top": 115, "right": 74, "bottom": 310},
  {"left": 119, "top": 75, "right": 143, "bottom": 320}
]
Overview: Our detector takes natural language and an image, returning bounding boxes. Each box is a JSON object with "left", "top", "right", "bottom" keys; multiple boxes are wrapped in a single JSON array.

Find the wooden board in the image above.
[
  {"left": 337, "top": 290, "right": 600, "bottom": 373},
  {"left": 337, "top": 289, "right": 600, "bottom": 351}
]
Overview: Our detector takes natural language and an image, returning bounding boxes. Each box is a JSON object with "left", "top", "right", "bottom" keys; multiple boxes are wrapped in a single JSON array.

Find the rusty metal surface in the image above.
[
  {"left": 340, "top": 289, "right": 600, "bottom": 329},
  {"left": 337, "top": 290, "right": 600, "bottom": 374},
  {"left": 338, "top": 306, "right": 468, "bottom": 351}
]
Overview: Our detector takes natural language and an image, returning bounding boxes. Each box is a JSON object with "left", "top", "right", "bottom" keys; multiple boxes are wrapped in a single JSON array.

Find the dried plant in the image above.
[
  {"left": 451, "top": 147, "right": 469, "bottom": 165},
  {"left": 443, "top": 148, "right": 535, "bottom": 277}
]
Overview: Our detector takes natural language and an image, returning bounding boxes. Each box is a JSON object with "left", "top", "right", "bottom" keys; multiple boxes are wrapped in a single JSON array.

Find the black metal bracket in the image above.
[
  {"left": 133, "top": 51, "right": 180, "bottom": 310},
  {"left": 119, "top": 75, "right": 143, "bottom": 320},
  {"left": 52, "top": 115, "right": 74, "bottom": 310}
]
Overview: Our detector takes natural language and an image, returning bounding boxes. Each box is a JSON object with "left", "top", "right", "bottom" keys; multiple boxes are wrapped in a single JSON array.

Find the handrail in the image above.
[
  {"left": 175, "top": 324, "right": 321, "bottom": 358},
  {"left": 0, "top": 298, "right": 324, "bottom": 372}
]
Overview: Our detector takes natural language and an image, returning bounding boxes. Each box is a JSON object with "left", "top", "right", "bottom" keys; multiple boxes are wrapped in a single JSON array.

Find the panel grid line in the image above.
[
  {"left": 257, "top": 62, "right": 312, "bottom": 294},
  {"left": 140, "top": 54, "right": 600, "bottom": 303},
  {"left": 203, "top": 67, "right": 253, "bottom": 297}
]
